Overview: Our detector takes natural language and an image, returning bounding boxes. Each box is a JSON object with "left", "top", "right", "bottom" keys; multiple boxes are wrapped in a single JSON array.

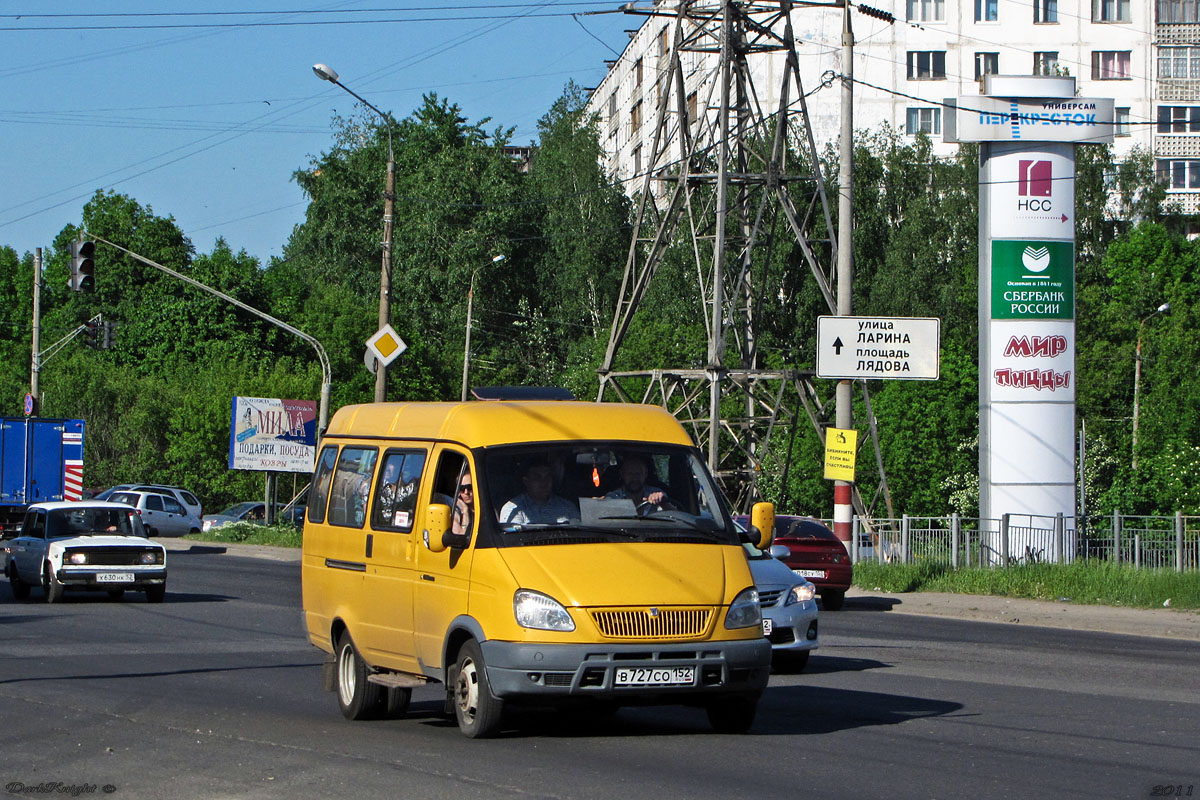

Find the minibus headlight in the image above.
[
  {"left": 514, "top": 590, "right": 575, "bottom": 632},
  {"left": 786, "top": 582, "right": 816, "bottom": 605},
  {"left": 724, "top": 587, "right": 762, "bottom": 629}
]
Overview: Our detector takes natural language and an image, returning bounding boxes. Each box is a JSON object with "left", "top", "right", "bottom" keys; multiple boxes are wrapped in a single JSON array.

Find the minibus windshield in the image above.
[{"left": 481, "top": 443, "right": 738, "bottom": 545}]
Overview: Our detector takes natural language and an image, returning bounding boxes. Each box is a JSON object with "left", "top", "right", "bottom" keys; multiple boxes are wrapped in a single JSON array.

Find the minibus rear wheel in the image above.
[
  {"left": 336, "top": 631, "right": 384, "bottom": 720},
  {"left": 452, "top": 639, "right": 504, "bottom": 738}
]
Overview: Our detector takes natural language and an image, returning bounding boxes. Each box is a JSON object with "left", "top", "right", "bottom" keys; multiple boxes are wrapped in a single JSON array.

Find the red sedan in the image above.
[{"left": 771, "top": 516, "right": 853, "bottom": 610}]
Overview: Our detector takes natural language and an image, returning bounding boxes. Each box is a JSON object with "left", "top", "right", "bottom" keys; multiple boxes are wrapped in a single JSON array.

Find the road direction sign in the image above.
[
  {"left": 816, "top": 316, "right": 941, "bottom": 380},
  {"left": 366, "top": 324, "right": 407, "bottom": 369}
]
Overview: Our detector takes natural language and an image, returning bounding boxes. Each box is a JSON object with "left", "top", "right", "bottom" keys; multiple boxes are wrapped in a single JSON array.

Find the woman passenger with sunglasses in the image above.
[{"left": 452, "top": 470, "right": 475, "bottom": 536}]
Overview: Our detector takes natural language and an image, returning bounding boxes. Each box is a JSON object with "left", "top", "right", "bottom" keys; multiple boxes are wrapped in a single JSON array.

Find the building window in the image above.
[
  {"left": 1034, "top": 51, "right": 1060, "bottom": 75},
  {"left": 1115, "top": 107, "right": 1131, "bottom": 136},
  {"left": 1159, "top": 46, "right": 1200, "bottom": 78},
  {"left": 1157, "top": 159, "right": 1200, "bottom": 189},
  {"left": 632, "top": 145, "right": 642, "bottom": 177},
  {"left": 907, "top": 0, "right": 944, "bottom": 22},
  {"left": 1092, "top": 50, "right": 1132, "bottom": 79},
  {"left": 906, "top": 107, "right": 942, "bottom": 135},
  {"left": 630, "top": 100, "right": 642, "bottom": 132},
  {"left": 686, "top": 92, "right": 697, "bottom": 124},
  {"left": 1157, "top": 105, "right": 1200, "bottom": 132},
  {"left": 658, "top": 27, "right": 669, "bottom": 57},
  {"left": 1094, "top": 0, "right": 1131, "bottom": 21},
  {"left": 1159, "top": 0, "right": 1200, "bottom": 22},
  {"left": 975, "top": 0, "right": 998, "bottom": 21},
  {"left": 634, "top": 58, "right": 643, "bottom": 87},
  {"left": 975, "top": 52, "right": 999, "bottom": 79},
  {"left": 907, "top": 51, "right": 946, "bottom": 80},
  {"left": 1035, "top": 0, "right": 1059, "bottom": 22}
]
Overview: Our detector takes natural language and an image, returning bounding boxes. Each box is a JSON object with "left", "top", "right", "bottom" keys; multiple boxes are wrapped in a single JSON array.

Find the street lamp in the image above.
[
  {"left": 1132, "top": 301, "right": 1170, "bottom": 470},
  {"left": 461, "top": 254, "right": 506, "bottom": 401},
  {"left": 313, "top": 63, "right": 396, "bottom": 403}
]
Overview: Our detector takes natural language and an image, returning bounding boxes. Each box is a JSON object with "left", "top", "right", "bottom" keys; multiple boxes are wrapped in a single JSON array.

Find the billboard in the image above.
[{"left": 228, "top": 397, "right": 317, "bottom": 473}]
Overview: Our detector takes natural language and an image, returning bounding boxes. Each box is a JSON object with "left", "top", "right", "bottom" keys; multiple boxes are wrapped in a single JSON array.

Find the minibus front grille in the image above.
[{"left": 589, "top": 607, "right": 714, "bottom": 639}]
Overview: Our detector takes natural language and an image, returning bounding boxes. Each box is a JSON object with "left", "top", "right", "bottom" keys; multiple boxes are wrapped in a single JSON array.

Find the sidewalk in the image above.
[{"left": 156, "top": 538, "right": 1200, "bottom": 641}]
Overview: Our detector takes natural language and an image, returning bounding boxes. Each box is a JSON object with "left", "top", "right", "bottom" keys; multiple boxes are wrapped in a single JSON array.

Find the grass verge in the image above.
[
  {"left": 185, "top": 522, "right": 302, "bottom": 548},
  {"left": 853, "top": 560, "right": 1200, "bottom": 610}
]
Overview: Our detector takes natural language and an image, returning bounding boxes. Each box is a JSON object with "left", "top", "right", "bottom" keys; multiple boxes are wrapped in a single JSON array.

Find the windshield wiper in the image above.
[
  {"left": 502, "top": 523, "right": 638, "bottom": 539},
  {"left": 597, "top": 513, "right": 722, "bottom": 536}
]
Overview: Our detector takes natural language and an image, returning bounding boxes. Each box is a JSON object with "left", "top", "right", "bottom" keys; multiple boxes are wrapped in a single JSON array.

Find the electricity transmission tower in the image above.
[{"left": 596, "top": 0, "right": 875, "bottom": 513}]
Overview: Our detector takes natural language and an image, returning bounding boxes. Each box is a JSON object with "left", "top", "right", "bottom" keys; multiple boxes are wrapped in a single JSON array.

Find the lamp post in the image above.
[
  {"left": 313, "top": 63, "right": 395, "bottom": 403},
  {"left": 461, "top": 254, "right": 506, "bottom": 401},
  {"left": 1132, "top": 301, "right": 1169, "bottom": 470}
]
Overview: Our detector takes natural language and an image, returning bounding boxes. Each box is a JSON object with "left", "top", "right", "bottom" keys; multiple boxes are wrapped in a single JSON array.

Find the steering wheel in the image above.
[{"left": 635, "top": 499, "right": 660, "bottom": 516}]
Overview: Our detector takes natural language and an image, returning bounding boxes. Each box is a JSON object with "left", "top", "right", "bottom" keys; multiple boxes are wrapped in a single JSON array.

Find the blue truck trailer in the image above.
[{"left": 0, "top": 417, "right": 85, "bottom": 534}]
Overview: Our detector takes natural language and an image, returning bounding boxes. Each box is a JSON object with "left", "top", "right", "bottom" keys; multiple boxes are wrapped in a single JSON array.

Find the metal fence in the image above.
[{"left": 832, "top": 512, "right": 1200, "bottom": 571}]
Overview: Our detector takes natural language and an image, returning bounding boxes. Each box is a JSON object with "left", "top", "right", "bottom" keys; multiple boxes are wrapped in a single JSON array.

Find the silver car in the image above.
[
  {"left": 746, "top": 542, "right": 820, "bottom": 671},
  {"left": 95, "top": 484, "right": 203, "bottom": 519},
  {"left": 107, "top": 491, "right": 202, "bottom": 537}
]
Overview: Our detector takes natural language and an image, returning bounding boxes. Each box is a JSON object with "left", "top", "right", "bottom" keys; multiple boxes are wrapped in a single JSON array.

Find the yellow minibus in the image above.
[{"left": 302, "top": 400, "right": 775, "bottom": 737}]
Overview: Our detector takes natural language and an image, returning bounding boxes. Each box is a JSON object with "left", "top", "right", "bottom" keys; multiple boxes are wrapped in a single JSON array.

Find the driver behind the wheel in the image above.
[{"left": 604, "top": 455, "right": 675, "bottom": 513}]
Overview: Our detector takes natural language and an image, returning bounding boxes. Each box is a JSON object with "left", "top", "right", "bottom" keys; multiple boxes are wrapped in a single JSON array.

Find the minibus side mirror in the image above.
[
  {"left": 749, "top": 501, "right": 775, "bottom": 550},
  {"left": 425, "top": 504, "right": 452, "bottom": 553}
]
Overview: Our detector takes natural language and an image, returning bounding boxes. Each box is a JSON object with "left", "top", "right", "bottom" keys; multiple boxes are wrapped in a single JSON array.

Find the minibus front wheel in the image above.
[
  {"left": 451, "top": 639, "right": 504, "bottom": 738},
  {"left": 336, "top": 631, "right": 384, "bottom": 720},
  {"left": 705, "top": 692, "right": 760, "bottom": 734}
]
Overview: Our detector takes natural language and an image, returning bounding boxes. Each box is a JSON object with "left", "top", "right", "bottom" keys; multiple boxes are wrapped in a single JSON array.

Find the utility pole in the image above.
[
  {"left": 377, "top": 148, "right": 395, "bottom": 403},
  {"left": 30, "top": 248, "right": 42, "bottom": 416},
  {"left": 461, "top": 271, "right": 476, "bottom": 402},
  {"left": 833, "top": 0, "right": 855, "bottom": 545}
]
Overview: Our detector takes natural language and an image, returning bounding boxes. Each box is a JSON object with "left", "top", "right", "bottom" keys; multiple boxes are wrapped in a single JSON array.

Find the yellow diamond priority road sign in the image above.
[{"left": 366, "top": 324, "right": 407, "bottom": 368}]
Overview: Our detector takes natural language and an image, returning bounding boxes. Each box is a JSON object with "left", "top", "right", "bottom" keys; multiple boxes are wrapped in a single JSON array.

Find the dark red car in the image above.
[{"left": 770, "top": 516, "right": 852, "bottom": 610}]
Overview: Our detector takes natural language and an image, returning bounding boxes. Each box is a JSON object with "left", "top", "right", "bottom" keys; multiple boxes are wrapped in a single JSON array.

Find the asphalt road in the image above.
[{"left": 1, "top": 548, "right": 1196, "bottom": 800}]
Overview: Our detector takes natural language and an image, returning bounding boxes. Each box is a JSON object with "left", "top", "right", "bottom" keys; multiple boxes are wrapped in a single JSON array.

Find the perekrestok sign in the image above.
[
  {"left": 816, "top": 316, "right": 940, "bottom": 380},
  {"left": 947, "top": 96, "right": 1114, "bottom": 144}
]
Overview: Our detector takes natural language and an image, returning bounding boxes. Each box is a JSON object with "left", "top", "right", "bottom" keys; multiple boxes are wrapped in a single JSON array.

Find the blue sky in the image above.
[{"left": 0, "top": 1, "right": 631, "bottom": 264}]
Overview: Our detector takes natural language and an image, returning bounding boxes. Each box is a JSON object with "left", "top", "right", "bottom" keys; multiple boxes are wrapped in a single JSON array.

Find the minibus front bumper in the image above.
[{"left": 480, "top": 638, "right": 772, "bottom": 701}]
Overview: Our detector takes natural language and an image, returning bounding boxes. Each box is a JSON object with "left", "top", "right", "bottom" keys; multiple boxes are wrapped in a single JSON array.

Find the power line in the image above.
[{"left": 0, "top": 10, "right": 615, "bottom": 32}]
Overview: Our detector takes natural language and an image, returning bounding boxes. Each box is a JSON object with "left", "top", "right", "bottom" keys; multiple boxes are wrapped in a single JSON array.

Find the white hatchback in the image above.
[{"left": 3, "top": 501, "right": 167, "bottom": 603}]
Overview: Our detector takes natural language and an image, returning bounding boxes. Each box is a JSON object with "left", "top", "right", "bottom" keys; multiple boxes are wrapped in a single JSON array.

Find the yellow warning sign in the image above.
[{"left": 823, "top": 427, "right": 858, "bottom": 482}]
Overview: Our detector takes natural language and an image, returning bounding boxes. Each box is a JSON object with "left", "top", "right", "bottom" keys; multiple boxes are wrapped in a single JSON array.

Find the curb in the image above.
[
  {"left": 844, "top": 586, "right": 1200, "bottom": 641},
  {"left": 155, "top": 538, "right": 301, "bottom": 563}
]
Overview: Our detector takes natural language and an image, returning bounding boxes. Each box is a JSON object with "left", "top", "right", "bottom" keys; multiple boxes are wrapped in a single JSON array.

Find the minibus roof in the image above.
[{"left": 323, "top": 401, "right": 693, "bottom": 449}]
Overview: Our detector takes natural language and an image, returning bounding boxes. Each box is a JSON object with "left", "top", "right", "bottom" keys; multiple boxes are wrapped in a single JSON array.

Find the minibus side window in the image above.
[
  {"left": 371, "top": 450, "right": 427, "bottom": 532},
  {"left": 433, "top": 451, "right": 474, "bottom": 537},
  {"left": 308, "top": 446, "right": 339, "bottom": 524},
  {"left": 328, "top": 447, "right": 378, "bottom": 528}
]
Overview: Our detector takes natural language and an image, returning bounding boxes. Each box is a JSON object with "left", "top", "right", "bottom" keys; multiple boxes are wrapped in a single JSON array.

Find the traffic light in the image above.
[
  {"left": 83, "top": 320, "right": 100, "bottom": 350},
  {"left": 69, "top": 238, "right": 96, "bottom": 293},
  {"left": 102, "top": 321, "right": 116, "bottom": 350}
]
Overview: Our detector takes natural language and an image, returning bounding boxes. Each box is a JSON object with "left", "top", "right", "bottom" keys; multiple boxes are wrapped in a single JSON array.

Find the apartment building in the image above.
[{"left": 588, "top": 1, "right": 1198, "bottom": 211}]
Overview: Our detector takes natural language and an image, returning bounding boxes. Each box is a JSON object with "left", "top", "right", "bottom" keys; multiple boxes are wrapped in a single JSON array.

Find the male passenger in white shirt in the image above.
[{"left": 500, "top": 461, "right": 579, "bottom": 526}]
